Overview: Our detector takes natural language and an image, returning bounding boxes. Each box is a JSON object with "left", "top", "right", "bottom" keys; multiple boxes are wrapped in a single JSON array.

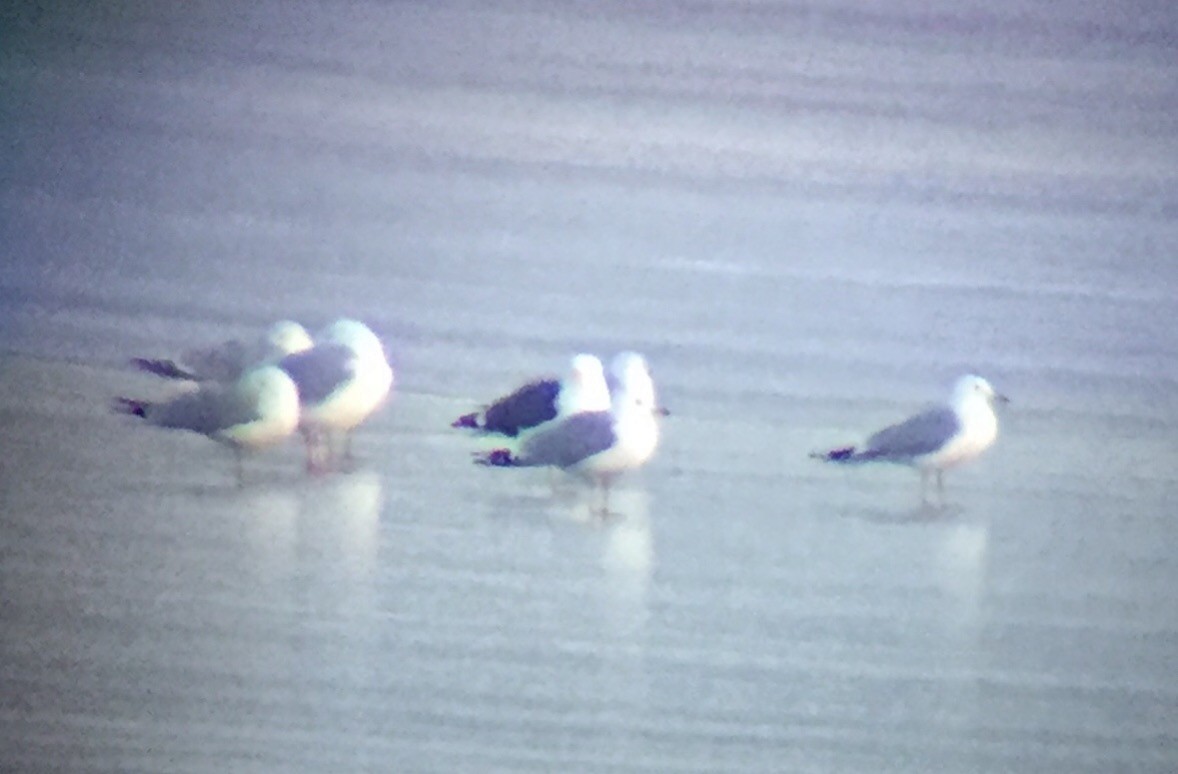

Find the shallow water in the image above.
[{"left": 2, "top": 1, "right": 1177, "bottom": 772}]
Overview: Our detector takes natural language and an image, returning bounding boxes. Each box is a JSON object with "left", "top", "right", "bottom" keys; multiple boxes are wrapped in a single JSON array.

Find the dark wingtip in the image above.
[
  {"left": 451, "top": 412, "right": 481, "bottom": 430},
  {"left": 112, "top": 397, "right": 148, "bottom": 418},
  {"left": 812, "top": 446, "right": 856, "bottom": 462},
  {"left": 131, "top": 357, "right": 194, "bottom": 380},
  {"left": 474, "top": 448, "right": 516, "bottom": 467}
]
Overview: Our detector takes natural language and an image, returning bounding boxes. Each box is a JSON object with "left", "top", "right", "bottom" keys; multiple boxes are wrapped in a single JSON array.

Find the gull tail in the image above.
[
  {"left": 451, "top": 412, "right": 482, "bottom": 430},
  {"left": 473, "top": 449, "right": 519, "bottom": 467},
  {"left": 131, "top": 357, "right": 197, "bottom": 380},
  {"left": 810, "top": 446, "right": 869, "bottom": 463},
  {"left": 113, "top": 396, "right": 149, "bottom": 419}
]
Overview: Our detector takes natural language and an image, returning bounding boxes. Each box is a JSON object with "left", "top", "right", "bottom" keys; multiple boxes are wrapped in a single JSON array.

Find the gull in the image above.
[
  {"left": 452, "top": 353, "right": 611, "bottom": 437},
  {"left": 475, "top": 354, "right": 662, "bottom": 514},
  {"left": 132, "top": 320, "right": 313, "bottom": 382},
  {"left": 278, "top": 318, "right": 394, "bottom": 473},
  {"left": 113, "top": 364, "right": 301, "bottom": 485},
  {"left": 607, "top": 351, "right": 670, "bottom": 417},
  {"left": 811, "top": 374, "right": 1009, "bottom": 503}
]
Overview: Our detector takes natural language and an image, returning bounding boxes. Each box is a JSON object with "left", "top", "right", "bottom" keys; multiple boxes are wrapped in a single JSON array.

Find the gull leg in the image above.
[
  {"left": 599, "top": 476, "right": 614, "bottom": 518},
  {"left": 234, "top": 447, "right": 244, "bottom": 488},
  {"left": 304, "top": 429, "right": 327, "bottom": 475},
  {"left": 919, "top": 470, "right": 930, "bottom": 505},
  {"left": 586, "top": 479, "right": 600, "bottom": 517},
  {"left": 303, "top": 431, "right": 316, "bottom": 474},
  {"left": 325, "top": 430, "right": 340, "bottom": 471},
  {"left": 936, "top": 470, "right": 946, "bottom": 505},
  {"left": 346, "top": 432, "right": 360, "bottom": 472},
  {"left": 328, "top": 430, "right": 356, "bottom": 472},
  {"left": 321, "top": 431, "right": 337, "bottom": 473},
  {"left": 315, "top": 430, "right": 331, "bottom": 471}
]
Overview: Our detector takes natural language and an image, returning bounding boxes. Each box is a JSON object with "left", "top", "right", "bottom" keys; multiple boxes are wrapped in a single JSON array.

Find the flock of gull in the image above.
[
  {"left": 116, "top": 319, "right": 391, "bottom": 480},
  {"left": 114, "top": 319, "right": 1008, "bottom": 508}
]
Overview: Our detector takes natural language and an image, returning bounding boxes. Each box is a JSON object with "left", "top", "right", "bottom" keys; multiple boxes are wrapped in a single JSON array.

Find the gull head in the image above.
[
  {"left": 610, "top": 351, "right": 663, "bottom": 415},
  {"left": 952, "top": 374, "right": 1010, "bottom": 407},
  {"left": 265, "top": 320, "right": 314, "bottom": 358},
  {"left": 560, "top": 354, "right": 610, "bottom": 414},
  {"left": 319, "top": 319, "right": 388, "bottom": 364}
]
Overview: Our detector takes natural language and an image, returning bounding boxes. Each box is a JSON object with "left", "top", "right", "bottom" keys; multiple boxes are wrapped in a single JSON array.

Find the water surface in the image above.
[{"left": 2, "top": 2, "right": 1176, "bottom": 772}]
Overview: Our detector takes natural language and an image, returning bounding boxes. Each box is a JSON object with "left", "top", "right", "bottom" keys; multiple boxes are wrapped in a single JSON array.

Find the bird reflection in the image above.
[
  {"left": 935, "top": 519, "right": 990, "bottom": 629},
  {"left": 930, "top": 518, "right": 990, "bottom": 740},
  {"left": 298, "top": 470, "right": 384, "bottom": 584},
  {"left": 600, "top": 488, "right": 654, "bottom": 636},
  {"left": 595, "top": 488, "right": 655, "bottom": 716},
  {"left": 238, "top": 471, "right": 386, "bottom": 744},
  {"left": 239, "top": 472, "right": 384, "bottom": 596},
  {"left": 239, "top": 484, "right": 301, "bottom": 585}
]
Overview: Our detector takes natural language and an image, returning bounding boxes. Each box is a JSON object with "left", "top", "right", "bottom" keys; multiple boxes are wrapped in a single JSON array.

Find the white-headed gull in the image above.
[
  {"left": 113, "top": 364, "right": 301, "bottom": 484},
  {"left": 811, "top": 374, "right": 1009, "bottom": 502},
  {"left": 475, "top": 353, "right": 662, "bottom": 513},
  {"left": 278, "top": 318, "right": 394, "bottom": 472}
]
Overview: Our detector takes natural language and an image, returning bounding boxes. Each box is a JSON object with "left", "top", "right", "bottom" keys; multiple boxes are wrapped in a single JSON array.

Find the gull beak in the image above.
[
  {"left": 994, "top": 393, "right": 1011, "bottom": 405},
  {"left": 654, "top": 406, "right": 671, "bottom": 417}
]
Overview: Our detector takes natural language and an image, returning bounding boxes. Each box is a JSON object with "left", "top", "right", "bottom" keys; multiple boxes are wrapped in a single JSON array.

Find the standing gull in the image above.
[
  {"left": 113, "top": 364, "right": 301, "bottom": 484},
  {"left": 811, "top": 374, "right": 1009, "bottom": 502},
  {"left": 475, "top": 354, "right": 662, "bottom": 514},
  {"left": 278, "top": 318, "right": 394, "bottom": 473},
  {"left": 132, "top": 320, "right": 314, "bottom": 382},
  {"left": 452, "top": 354, "right": 610, "bottom": 437}
]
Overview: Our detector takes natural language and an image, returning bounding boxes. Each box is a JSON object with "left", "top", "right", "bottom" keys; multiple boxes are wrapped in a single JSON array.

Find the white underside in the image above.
[
  {"left": 572, "top": 411, "right": 660, "bottom": 481},
  {"left": 215, "top": 372, "right": 302, "bottom": 451},
  {"left": 216, "top": 411, "right": 298, "bottom": 451},
  {"left": 301, "top": 360, "right": 393, "bottom": 434},
  {"left": 913, "top": 400, "right": 999, "bottom": 472}
]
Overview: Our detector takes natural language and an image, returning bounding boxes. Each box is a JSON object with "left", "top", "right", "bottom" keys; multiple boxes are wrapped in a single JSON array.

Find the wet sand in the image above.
[{"left": 2, "top": 1, "right": 1177, "bottom": 772}]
